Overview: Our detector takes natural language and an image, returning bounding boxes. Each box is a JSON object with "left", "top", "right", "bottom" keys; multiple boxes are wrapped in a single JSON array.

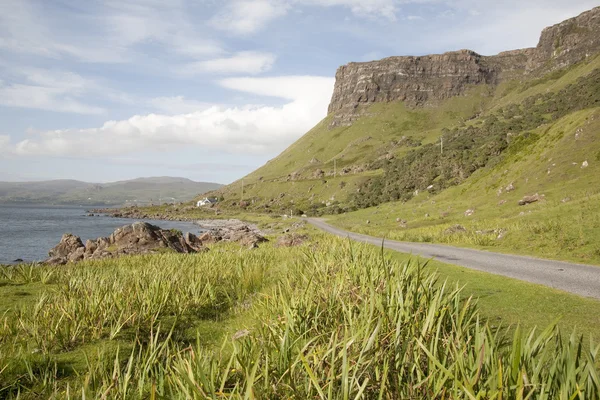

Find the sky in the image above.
[{"left": 0, "top": 0, "right": 597, "bottom": 184}]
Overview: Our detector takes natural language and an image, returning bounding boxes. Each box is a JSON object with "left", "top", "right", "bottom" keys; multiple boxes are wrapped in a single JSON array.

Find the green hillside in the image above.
[
  {"left": 210, "top": 54, "right": 600, "bottom": 217},
  {"left": 202, "top": 52, "right": 600, "bottom": 264}
]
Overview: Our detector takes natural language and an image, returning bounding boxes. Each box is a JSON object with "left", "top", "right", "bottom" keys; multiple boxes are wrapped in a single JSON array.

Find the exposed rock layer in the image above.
[{"left": 327, "top": 7, "right": 600, "bottom": 127}]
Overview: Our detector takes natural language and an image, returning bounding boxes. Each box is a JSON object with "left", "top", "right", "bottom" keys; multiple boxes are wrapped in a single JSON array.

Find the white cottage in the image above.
[{"left": 196, "top": 197, "right": 218, "bottom": 207}]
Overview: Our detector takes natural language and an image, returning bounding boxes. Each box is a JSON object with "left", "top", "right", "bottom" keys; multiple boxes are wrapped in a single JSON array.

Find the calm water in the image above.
[{"left": 0, "top": 204, "right": 202, "bottom": 264}]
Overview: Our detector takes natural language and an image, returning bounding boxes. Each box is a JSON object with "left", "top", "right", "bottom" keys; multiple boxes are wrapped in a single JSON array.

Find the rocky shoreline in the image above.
[
  {"left": 87, "top": 206, "right": 203, "bottom": 222},
  {"left": 44, "top": 219, "right": 268, "bottom": 265}
]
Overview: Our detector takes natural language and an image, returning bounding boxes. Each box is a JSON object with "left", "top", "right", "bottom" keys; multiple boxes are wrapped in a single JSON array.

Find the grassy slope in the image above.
[
  {"left": 330, "top": 107, "right": 600, "bottom": 264},
  {"left": 211, "top": 85, "right": 493, "bottom": 212}
]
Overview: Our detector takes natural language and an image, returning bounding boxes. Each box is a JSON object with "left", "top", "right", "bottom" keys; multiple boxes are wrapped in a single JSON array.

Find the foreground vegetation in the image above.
[{"left": 1, "top": 235, "right": 599, "bottom": 399}]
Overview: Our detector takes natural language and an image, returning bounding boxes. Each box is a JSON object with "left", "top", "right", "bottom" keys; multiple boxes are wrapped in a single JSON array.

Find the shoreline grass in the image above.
[{"left": 0, "top": 234, "right": 599, "bottom": 398}]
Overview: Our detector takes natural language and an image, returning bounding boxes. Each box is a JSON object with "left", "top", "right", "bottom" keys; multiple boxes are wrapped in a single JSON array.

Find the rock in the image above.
[
  {"left": 498, "top": 200, "right": 507, "bottom": 205},
  {"left": 444, "top": 225, "right": 467, "bottom": 234},
  {"left": 582, "top": 160, "right": 589, "bottom": 168},
  {"left": 45, "top": 222, "right": 207, "bottom": 264},
  {"left": 45, "top": 256, "right": 67, "bottom": 265},
  {"left": 276, "top": 233, "right": 309, "bottom": 247},
  {"left": 12, "top": 258, "right": 23, "bottom": 263},
  {"left": 366, "top": 220, "right": 370, "bottom": 224},
  {"left": 464, "top": 209, "right": 475, "bottom": 217},
  {"left": 48, "top": 234, "right": 85, "bottom": 258},
  {"left": 184, "top": 232, "right": 205, "bottom": 252},
  {"left": 312, "top": 169, "right": 325, "bottom": 179},
  {"left": 505, "top": 182, "right": 515, "bottom": 192},
  {"left": 518, "top": 194, "right": 542, "bottom": 206},
  {"left": 68, "top": 247, "right": 85, "bottom": 262},
  {"left": 198, "top": 232, "right": 218, "bottom": 244},
  {"left": 217, "top": 225, "right": 268, "bottom": 248},
  {"left": 561, "top": 197, "right": 571, "bottom": 203},
  {"left": 327, "top": 8, "right": 600, "bottom": 128}
]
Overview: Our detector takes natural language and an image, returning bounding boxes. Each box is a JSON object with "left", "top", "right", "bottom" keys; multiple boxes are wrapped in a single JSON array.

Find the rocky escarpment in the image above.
[{"left": 328, "top": 6, "right": 600, "bottom": 127}]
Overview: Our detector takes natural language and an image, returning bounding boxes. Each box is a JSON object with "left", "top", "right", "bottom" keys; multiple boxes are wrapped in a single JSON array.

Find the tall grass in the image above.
[{"left": 0, "top": 238, "right": 598, "bottom": 398}]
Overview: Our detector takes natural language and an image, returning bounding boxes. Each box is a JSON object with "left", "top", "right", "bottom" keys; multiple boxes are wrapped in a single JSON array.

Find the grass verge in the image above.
[{"left": 0, "top": 233, "right": 598, "bottom": 398}]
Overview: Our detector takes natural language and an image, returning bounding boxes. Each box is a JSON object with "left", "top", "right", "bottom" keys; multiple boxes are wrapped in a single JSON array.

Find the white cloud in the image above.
[
  {"left": 11, "top": 76, "right": 335, "bottom": 157},
  {"left": 210, "top": 0, "right": 289, "bottom": 35},
  {"left": 0, "top": 135, "right": 10, "bottom": 153},
  {"left": 177, "top": 51, "right": 277, "bottom": 75},
  {"left": 0, "top": 0, "right": 224, "bottom": 64},
  {"left": 211, "top": 0, "right": 399, "bottom": 35},
  {"left": 0, "top": 84, "right": 105, "bottom": 115},
  {"left": 0, "top": 67, "right": 107, "bottom": 114},
  {"left": 149, "top": 96, "right": 214, "bottom": 115},
  {"left": 300, "top": 0, "right": 397, "bottom": 20}
]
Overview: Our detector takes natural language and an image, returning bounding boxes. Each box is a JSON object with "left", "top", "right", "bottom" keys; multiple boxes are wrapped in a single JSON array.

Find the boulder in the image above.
[
  {"left": 518, "top": 194, "right": 542, "bottom": 206},
  {"left": 48, "top": 234, "right": 85, "bottom": 258}
]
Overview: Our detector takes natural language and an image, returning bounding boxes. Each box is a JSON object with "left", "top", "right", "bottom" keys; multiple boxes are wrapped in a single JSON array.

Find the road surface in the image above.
[{"left": 305, "top": 218, "right": 600, "bottom": 300}]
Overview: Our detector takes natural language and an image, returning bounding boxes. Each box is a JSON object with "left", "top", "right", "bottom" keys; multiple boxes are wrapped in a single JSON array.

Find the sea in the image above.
[{"left": 0, "top": 204, "right": 203, "bottom": 264}]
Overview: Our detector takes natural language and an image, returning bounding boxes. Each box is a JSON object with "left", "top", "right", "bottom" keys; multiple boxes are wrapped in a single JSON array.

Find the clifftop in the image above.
[{"left": 328, "top": 7, "right": 600, "bottom": 127}]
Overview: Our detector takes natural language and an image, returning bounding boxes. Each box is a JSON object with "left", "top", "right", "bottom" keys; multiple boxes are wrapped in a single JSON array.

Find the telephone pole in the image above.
[{"left": 334, "top": 159, "right": 337, "bottom": 177}]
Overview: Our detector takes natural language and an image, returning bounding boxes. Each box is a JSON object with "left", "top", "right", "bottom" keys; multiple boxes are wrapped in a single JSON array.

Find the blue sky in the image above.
[{"left": 0, "top": 0, "right": 597, "bottom": 184}]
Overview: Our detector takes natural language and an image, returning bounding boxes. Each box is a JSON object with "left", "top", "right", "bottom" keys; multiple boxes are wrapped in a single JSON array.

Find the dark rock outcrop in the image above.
[
  {"left": 327, "top": 7, "right": 600, "bottom": 127},
  {"left": 45, "top": 222, "right": 207, "bottom": 264}
]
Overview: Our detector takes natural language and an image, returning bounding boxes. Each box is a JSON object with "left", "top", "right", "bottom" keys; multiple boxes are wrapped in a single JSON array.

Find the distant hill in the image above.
[{"left": 0, "top": 177, "right": 223, "bottom": 206}]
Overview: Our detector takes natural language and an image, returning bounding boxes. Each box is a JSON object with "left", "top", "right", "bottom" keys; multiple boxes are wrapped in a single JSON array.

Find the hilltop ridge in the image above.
[{"left": 328, "top": 6, "right": 600, "bottom": 127}]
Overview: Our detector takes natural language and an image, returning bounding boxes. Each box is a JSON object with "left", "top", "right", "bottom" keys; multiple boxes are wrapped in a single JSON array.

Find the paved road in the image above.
[{"left": 305, "top": 218, "right": 600, "bottom": 300}]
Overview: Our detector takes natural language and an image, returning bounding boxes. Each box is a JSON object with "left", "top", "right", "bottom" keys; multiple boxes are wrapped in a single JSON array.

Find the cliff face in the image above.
[
  {"left": 328, "top": 7, "right": 600, "bottom": 127},
  {"left": 528, "top": 7, "right": 600, "bottom": 71}
]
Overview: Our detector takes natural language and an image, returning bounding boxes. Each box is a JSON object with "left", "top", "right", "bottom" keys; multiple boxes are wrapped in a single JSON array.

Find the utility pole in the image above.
[{"left": 334, "top": 159, "right": 337, "bottom": 178}]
